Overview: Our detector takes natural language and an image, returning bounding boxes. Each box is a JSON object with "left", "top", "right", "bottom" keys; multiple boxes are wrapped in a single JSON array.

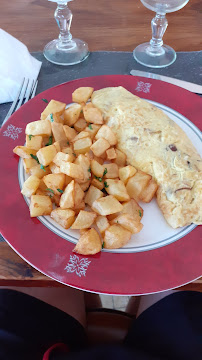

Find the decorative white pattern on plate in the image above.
[
  {"left": 64, "top": 255, "right": 91, "bottom": 277},
  {"left": 135, "top": 81, "right": 152, "bottom": 93},
  {"left": 3, "top": 124, "right": 22, "bottom": 140}
]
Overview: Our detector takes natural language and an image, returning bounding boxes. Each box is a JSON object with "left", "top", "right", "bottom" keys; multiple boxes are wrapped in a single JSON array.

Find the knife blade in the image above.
[{"left": 130, "top": 70, "right": 202, "bottom": 94}]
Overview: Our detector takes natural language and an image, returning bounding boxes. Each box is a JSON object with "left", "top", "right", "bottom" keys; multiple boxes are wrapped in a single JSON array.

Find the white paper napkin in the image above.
[{"left": 0, "top": 29, "right": 42, "bottom": 104}]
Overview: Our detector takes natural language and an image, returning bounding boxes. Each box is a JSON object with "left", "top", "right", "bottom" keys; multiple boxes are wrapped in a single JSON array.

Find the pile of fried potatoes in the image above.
[{"left": 13, "top": 86, "right": 158, "bottom": 255}]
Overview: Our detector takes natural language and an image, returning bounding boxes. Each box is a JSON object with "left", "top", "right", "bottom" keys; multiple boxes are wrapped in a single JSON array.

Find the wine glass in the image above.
[
  {"left": 43, "top": 0, "right": 89, "bottom": 66},
  {"left": 133, "top": 0, "right": 189, "bottom": 68}
]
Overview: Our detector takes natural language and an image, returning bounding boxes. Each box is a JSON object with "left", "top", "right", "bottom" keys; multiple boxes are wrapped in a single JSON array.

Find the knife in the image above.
[{"left": 130, "top": 70, "right": 202, "bottom": 94}]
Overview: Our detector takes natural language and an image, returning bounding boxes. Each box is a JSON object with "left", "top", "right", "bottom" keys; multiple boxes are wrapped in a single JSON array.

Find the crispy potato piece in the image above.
[
  {"left": 104, "top": 225, "right": 131, "bottom": 249},
  {"left": 119, "top": 165, "right": 137, "bottom": 184},
  {"left": 73, "top": 228, "right": 101, "bottom": 255},
  {"left": 49, "top": 162, "right": 61, "bottom": 174},
  {"left": 61, "top": 147, "right": 75, "bottom": 158},
  {"left": 63, "top": 125, "right": 77, "bottom": 142},
  {"left": 113, "top": 149, "right": 126, "bottom": 167},
  {"left": 60, "top": 162, "right": 84, "bottom": 180},
  {"left": 46, "top": 113, "right": 63, "bottom": 124},
  {"left": 26, "top": 120, "right": 51, "bottom": 137},
  {"left": 77, "top": 180, "right": 91, "bottom": 192},
  {"left": 30, "top": 164, "right": 50, "bottom": 179},
  {"left": 92, "top": 195, "right": 123, "bottom": 216},
  {"left": 74, "top": 182, "right": 85, "bottom": 207},
  {"left": 126, "top": 170, "right": 152, "bottom": 201},
  {"left": 91, "top": 159, "right": 104, "bottom": 178},
  {"left": 43, "top": 173, "right": 65, "bottom": 195},
  {"left": 21, "top": 175, "right": 40, "bottom": 197},
  {"left": 72, "top": 201, "right": 85, "bottom": 213},
  {"left": 38, "top": 179, "right": 47, "bottom": 192},
  {"left": 107, "top": 213, "right": 119, "bottom": 222},
  {"left": 85, "top": 185, "right": 104, "bottom": 207},
  {"left": 26, "top": 135, "right": 43, "bottom": 151},
  {"left": 95, "top": 125, "right": 117, "bottom": 146},
  {"left": 139, "top": 179, "right": 158, "bottom": 203},
  {"left": 72, "top": 87, "right": 94, "bottom": 104},
  {"left": 53, "top": 141, "right": 61, "bottom": 152},
  {"left": 112, "top": 214, "right": 143, "bottom": 234},
  {"left": 90, "top": 138, "right": 110, "bottom": 157},
  {"left": 51, "top": 208, "right": 75, "bottom": 229},
  {"left": 105, "top": 179, "right": 130, "bottom": 201},
  {"left": 121, "top": 199, "right": 143, "bottom": 222},
  {"left": 74, "top": 117, "right": 87, "bottom": 132},
  {"left": 30, "top": 195, "right": 52, "bottom": 217},
  {"left": 13, "top": 146, "right": 37, "bottom": 159},
  {"left": 93, "top": 156, "right": 104, "bottom": 165},
  {"left": 91, "top": 178, "right": 104, "bottom": 190},
  {"left": 23, "top": 158, "right": 38, "bottom": 173},
  {"left": 74, "top": 154, "right": 91, "bottom": 182},
  {"left": 104, "top": 163, "right": 119, "bottom": 179},
  {"left": 71, "top": 210, "right": 97, "bottom": 229},
  {"left": 95, "top": 216, "right": 109, "bottom": 235},
  {"left": 85, "top": 124, "right": 101, "bottom": 139},
  {"left": 60, "top": 180, "right": 75, "bottom": 209},
  {"left": 36, "top": 145, "right": 57, "bottom": 166},
  {"left": 106, "top": 148, "right": 117, "bottom": 160},
  {"left": 85, "top": 150, "right": 94, "bottom": 161},
  {"left": 53, "top": 152, "right": 74, "bottom": 166},
  {"left": 83, "top": 103, "right": 103, "bottom": 125},
  {"left": 73, "top": 131, "right": 89, "bottom": 142},
  {"left": 51, "top": 122, "right": 67, "bottom": 144},
  {"left": 64, "top": 104, "right": 82, "bottom": 126},
  {"left": 65, "top": 175, "right": 73, "bottom": 186},
  {"left": 41, "top": 100, "right": 66, "bottom": 120},
  {"left": 73, "top": 137, "right": 92, "bottom": 155}
]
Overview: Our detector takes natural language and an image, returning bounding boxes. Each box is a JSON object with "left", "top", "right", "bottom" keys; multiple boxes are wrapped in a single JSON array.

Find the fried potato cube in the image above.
[
  {"left": 30, "top": 195, "right": 52, "bottom": 217},
  {"left": 36, "top": 145, "right": 57, "bottom": 166},
  {"left": 85, "top": 185, "right": 104, "bottom": 207},
  {"left": 51, "top": 208, "right": 75, "bottom": 229},
  {"left": 26, "top": 120, "right": 51, "bottom": 137},
  {"left": 126, "top": 170, "right": 152, "bottom": 201},
  {"left": 74, "top": 117, "right": 87, "bottom": 132},
  {"left": 77, "top": 180, "right": 91, "bottom": 192},
  {"left": 61, "top": 147, "right": 75, "bottom": 158},
  {"left": 26, "top": 135, "right": 43, "bottom": 151},
  {"left": 73, "top": 137, "right": 92, "bottom": 155},
  {"left": 64, "top": 103, "right": 82, "bottom": 126},
  {"left": 21, "top": 175, "right": 40, "bottom": 197},
  {"left": 13, "top": 146, "right": 37, "bottom": 159},
  {"left": 95, "top": 216, "right": 109, "bottom": 235},
  {"left": 91, "top": 178, "right": 104, "bottom": 190},
  {"left": 71, "top": 210, "right": 97, "bottom": 229},
  {"left": 46, "top": 113, "right": 63, "bottom": 124},
  {"left": 65, "top": 175, "right": 73, "bottom": 186},
  {"left": 85, "top": 124, "right": 101, "bottom": 139},
  {"left": 103, "top": 163, "right": 119, "bottom": 179},
  {"left": 49, "top": 162, "right": 61, "bottom": 174},
  {"left": 119, "top": 166, "right": 137, "bottom": 184},
  {"left": 112, "top": 214, "right": 143, "bottom": 234},
  {"left": 43, "top": 173, "right": 66, "bottom": 195},
  {"left": 113, "top": 149, "right": 126, "bottom": 167},
  {"left": 53, "top": 152, "right": 74, "bottom": 166},
  {"left": 106, "top": 148, "right": 117, "bottom": 160},
  {"left": 23, "top": 158, "right": 38, "bottom": 173},
  {"left": 83, "top": 103, "right": 103, "bottom": 125},
  {"left": 93, "top": 156, "right": 104, "bottom": 165},
  {"left": 51, "top": 122, "right": 67, "bottom": 143},
  {"left": 53, "top": 141, "right": 61, "bottom": 152},
  {"left": 38, "top": 179, "right": 47, "bottom": 192},
  {"left": 92, "top": 195, "right": 123, "bottom": 216},
  {"left": 63, "top": 125, "right": 77, "bottom": 141},
  {"left": 121, "top": 199, "right": 143, "bottom": 222},
  {"left": 73, "top": 228, "right": 101, "bottom": 255},
  {"left": 72, "top": 201, "right": 85, "bottom": 213},
  {"left": 85, "top": 150, "right": 94, "bottom": 161},
  {"left": 30, "top": 164, "right": 50, "bottom": 179},
  {"left": 90, "top": 138, "right": 110, "bottom": 157},
  {"left": 95, "top": 125, "right": 117, "bottom": 146},
  {"left": 60, "top": 162, "right": 84, "bottom": 180},
  {"left": 41, "top": 100, "right": 66, "bottom": 120},
  {"left": 74, "top": 182, "right": 85, "bottom": 207},
  {"left": 105, "top": 179, "right": 130, "bottom": 201},
  {"left": 104, "top": 224, "right": 131, "bottom": 249},
  {"left": 72, "top": 87, "right": 94, "bottom": 104},
  {"left": 91, "top": 159, "right": 104, "bottom": 178},
  {"left": 73, "top": 131, "right": 89, "bottom": 142},
  {"left": 74, "top": 154, "right": 90, "bottom": 182},
  {"left": 60, "top": 180, "right": 75, "bottom": 209},
  {"left": 139, "top": 179, "right": 158, "bottom": 203}
]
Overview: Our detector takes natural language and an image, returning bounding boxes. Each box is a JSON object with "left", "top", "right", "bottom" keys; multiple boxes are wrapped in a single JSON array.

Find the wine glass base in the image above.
[
  {"left": 43, "top": 38, "right": 89, "bottom": 66},
  {"left": 133, "top": 42, "right": 176, "bottom": 68}
]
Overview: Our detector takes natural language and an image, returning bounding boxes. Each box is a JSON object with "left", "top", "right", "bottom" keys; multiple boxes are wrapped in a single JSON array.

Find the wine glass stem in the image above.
[
  {"left": 149, "top": 13, "right": 168, "bottom": 56},
  {"left": 55, "top": 2, "right": 73, "bottom": 50}
]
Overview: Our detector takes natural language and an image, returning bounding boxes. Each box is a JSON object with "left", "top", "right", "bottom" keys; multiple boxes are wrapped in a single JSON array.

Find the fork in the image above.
[{"left": 2, "top": 78, "right": 38, "bottom": 125}]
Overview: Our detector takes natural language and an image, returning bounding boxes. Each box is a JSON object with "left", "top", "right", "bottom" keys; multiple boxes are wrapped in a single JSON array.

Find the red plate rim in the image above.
[{"left": 0, "top": 74, "right": 202, "bottom": 295}]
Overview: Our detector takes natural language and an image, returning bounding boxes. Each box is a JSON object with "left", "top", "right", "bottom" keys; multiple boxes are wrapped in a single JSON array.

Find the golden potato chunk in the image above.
[
  {"left": 41, "top": 100, "right": 66, "bottom": 120},
  {"left": 95, "top": 125, "right": 117, "bottom": 146},
  {"left": 85, "top": 185, "right": 104, "bottom": 207},
  {"left": 77, "top": 180, "right": 91, "bottom": 192},
  {"left": 73, "top": 137, "right": 92, "bottom": 155},
  {"left": 121, "top": 199, "right": 143, "bottom": 222},
  {"left": 105, "top": 179, "right": 130, "bottom": 201},
  {"left": 74, "top": 117, "right": 87, "bottom": 132},
  {"left": 60, "top": 162, "right": 84, "bottom": 180},
  {"left": 104, "top": 225, "right": 131, "bottom": 249},
  {"left": 85, "top": 124, "right": 101, "bottom": 139},
  {"left": 36, "top": 145, "right": 57, "bottom": 166},
  {"left": 92, "top": 195, "right": 123, "bottom": 216},
  {"left": 73, "top": 228, "right": 101, "bottom": 255},
  {"left": 112, "top": 214, "right": 143, "bottom": 234},
  {"left": 74, "top": 154, "right": 91, "bottom": 182},
  {"left": 23, "top": 158, "right": 38, "bottom": 173},
  {"left": 26, "top": 120, "right": 51, "bottom": 137},
  {"left": 90, "top": 138, "right": 110, "bottom": 157},
  {"left": 139, "top": 179, "right": 158, "bottom": 203},
  {"left": 60, "top": 180, "right": 75, "bottom": 209},
  {"left": 51, "top": 208, "right": 75, "bottom": 229},
  {"left": 106, "top": 148, "right": 117, "bottom": 160},
  {"left": 119, "top": 165, "right": 137, "bottom": 184},
  {"left": 72, "top": 201, "right": 85, "bottom": 213},
  {"left": 21, "top": 175, "right": 40, "bottom": 197},
  {"left": 126, "top": 170, "right": 152, "bottom": 201},
  {"left": 71, "top": 210, "right": 97, "bottom": 229},
  {"left": 113, "top": 149, "right": 126, "bottom": 167},
  {"left": 73, "top": 131, "right": 89, "bottom": 142},
  {"left": 53, "top": 152, "right": 74, "bottom": 166},
  {"left": 95, "top": 216, "right": 109, "bottom": 235},
  {"left": 26, "top": 135, "right": 43, "bottom": 150},
  {"left": 13, "top": 146, "right": 37, "bottom": 159},
  {"left": 74, "top": 182, "right": 85, "bottom": 207},
  {"left": 49, "top": 162, "right": 61, "bottom": 174},
  {"left": 30, "top": 164, "right": 50, "bottom": 179},
  {"left": 30, "top": 195, "right": 52, "bottom": 217},
  {"left": 83, "top": 103, "right": 103, "bottom": 125},
  {"left": 91, "top": 178, "right": 104, "bottom": 190},
  {"left": 63, "top": 125, "right": 77, "bottom": 141},
  {"left": 103, "top": 163, "right": 119, "bottom": 179},
  {"left": 72, "top": 87, "right": 94, "bottom": 104},
  {"left": 43, "top": 173, "right": 65, "bottom": 195},
  {"left": 64, "top": 103, "right": 82, "bottom": 126},
  {"left": 46, "top": 113, "right": 63, "bottom": 124},
  {"left": 91, "top": 159, "right": 104, "bottom": 178},
  {"left": 51, "top": 122, "right": 67, "bottom": 143}
]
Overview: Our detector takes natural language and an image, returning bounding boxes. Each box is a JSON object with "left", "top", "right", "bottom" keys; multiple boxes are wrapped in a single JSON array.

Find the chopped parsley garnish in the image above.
[
  {"left": 49, "top": 194, "right": 53, "bottom": 198},
  {"left": 139, "top": 210, "right": 142, "bottom": 217},
  {"left": 45, "top": 136, "right": 53, "bottom": 146},
  {"left": 104, "top": 181, "right": 109, "bottom": 188},
  {"left": 40, "top": 164, "right": 46, "bottom": 172},
  {"left": 67, "top": 141, "right": 69, "bottom": 145},
  {"left": 73, "top": 153, "right": 76, "bottom": 157},
  {"left": 88, "top": 124, "right": 93, "bottom": 130},
  {"left": 88, "top": 167, "right": 91, "bottom": 172},
  {"left": 57, "top": 188, "right": 64, "bottom": 194},
  {"left": 102, "top": 242, "right": 105, "bottom": 249},
  {"left": 80, "top": 109, "right": 83, "bottom": 114},
  {"left": 116, "top": 220, "right": 119, "bottom": 224},
  {"left": 42, "top": 98, "right": 48, "bottom": 103},
  {"left": 103, "top": 168, "right": 107, "bottom": 176},
  {"left": 28, "top": 134, "right": 34, "bottom": 141},
  {"left": 50, "top": 113, "right": 54, "bottom": 122},
  {"left": 46, "top": 188, "right": 54, "bottom": 194},
  {"left": 94, "top": 175, "right": 102, "bottom": 182},
  {"left": 30, "top": 154, "right": 39, "bottom": 164}
]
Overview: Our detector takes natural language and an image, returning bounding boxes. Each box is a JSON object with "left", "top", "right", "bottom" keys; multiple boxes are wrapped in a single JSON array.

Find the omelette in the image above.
[{"left": 91, "top": 86, "right": 202, "bottom": 228}]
